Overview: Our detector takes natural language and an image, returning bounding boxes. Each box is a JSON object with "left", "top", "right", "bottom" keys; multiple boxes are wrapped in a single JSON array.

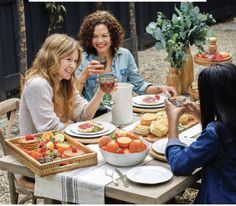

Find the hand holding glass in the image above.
[
  {"left": 99, "top": 73, "right": 116, "bottom": 106},
  {"left": 94, "top": 56, "right": 107, "bottom": 71}
]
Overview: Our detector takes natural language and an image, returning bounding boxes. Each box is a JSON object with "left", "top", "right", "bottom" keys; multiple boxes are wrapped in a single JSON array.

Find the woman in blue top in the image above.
[
  {"left": 76, "top": 10, "right": 176, "bottom": 116},
  {"left": 165, "top": 63, "right": 236, "bottom": 203}
]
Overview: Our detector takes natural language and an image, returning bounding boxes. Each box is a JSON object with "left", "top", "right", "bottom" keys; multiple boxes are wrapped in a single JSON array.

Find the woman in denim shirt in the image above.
[
  {"left": 165, "top": 63, "right": 236, "bottom": 203},
  {"left": 76, "top": 10, "right": 176, "bottom": 116}
]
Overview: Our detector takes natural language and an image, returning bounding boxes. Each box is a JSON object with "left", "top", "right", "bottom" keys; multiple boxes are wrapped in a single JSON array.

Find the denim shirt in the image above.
[
  {"left": 76, "top": 47, "right": 152, "bottom": 103},
  {"left": 166, "top": 122, "right": 236, "bottom": 204}
]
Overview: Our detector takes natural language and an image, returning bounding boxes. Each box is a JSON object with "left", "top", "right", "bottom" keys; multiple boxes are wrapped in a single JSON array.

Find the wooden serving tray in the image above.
[
  {"left": 133, "top": 106, "right": 164, "bottom": 113},
  {"left": 131, "top": 114, "right": 198, "bottom": 143},
  {"left": 5, "top": 132, "right": 98, "bottom": 176},
  {"left": 194, "top": 55, "right": 232, "bottom": 66},
  {"left": 149, "top": 148, "right": 167, "bottom": 162}
]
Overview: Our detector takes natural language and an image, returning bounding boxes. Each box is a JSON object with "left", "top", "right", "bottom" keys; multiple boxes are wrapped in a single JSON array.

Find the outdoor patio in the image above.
[{"left": 0, "top": 17, "right": 235, "bottom": 204}]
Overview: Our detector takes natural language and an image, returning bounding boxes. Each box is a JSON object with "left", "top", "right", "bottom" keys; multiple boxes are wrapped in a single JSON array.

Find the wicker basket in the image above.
[
  {"left": 5, "top": 132, "right": 98, "bottom": 176},
  {"left": 188, "top": 86, "right": 199, "bottom": 100}
]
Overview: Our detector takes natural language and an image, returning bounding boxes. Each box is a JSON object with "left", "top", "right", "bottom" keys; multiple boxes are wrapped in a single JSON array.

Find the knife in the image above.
[{"left": 115, "top": 168, "right": 129, "bottom": 188}]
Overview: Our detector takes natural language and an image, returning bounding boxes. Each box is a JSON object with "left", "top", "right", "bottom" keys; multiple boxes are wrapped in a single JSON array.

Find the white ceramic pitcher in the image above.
[{"left": 111, "top": 83, "right": 134, "bottom": 125}]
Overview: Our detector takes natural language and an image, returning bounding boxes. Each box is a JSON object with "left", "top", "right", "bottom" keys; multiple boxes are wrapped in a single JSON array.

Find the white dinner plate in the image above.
[
  {"left": 126, "top": 166, "right": 173, "bottom": 184},
  {"left": 132, "top": 101, "right": 165, "bottom": 108},
  {"left": 152, "top": 137, "right": 196, "bottom": 155},
  {"left": 64, "top": 122, "right": 116, "bottom": 138},
  {"left": 70, "top": 121, "right": 109, "bottom": 135},
  {"left": 132, "top": 94, "right": 167, "bottom": 106},
  {"left": 152, "top": 138, "right": 168, "bottom": 154}
]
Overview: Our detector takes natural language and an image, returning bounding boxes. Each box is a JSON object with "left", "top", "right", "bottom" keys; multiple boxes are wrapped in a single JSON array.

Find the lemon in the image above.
[
  {"left": 42, "top": 131, "right": 54, "bottom": 141},
  {"left": 46, "top": 141, "right": 54, "bottom": 150},
  {"left": 54, "top": 133, "right": 65, "bottom": 142}
]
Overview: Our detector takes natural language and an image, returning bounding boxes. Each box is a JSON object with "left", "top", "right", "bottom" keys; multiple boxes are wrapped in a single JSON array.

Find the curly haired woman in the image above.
[
  {"left": 76, "top": 10, "right": 177, "bottom": 116},
  {"left": 19, "top": 33, "right": 106, "bottom": 135}
]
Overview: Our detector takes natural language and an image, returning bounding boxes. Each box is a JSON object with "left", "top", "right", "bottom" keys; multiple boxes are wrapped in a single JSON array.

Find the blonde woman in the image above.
[{"left": 19, "top": 34, "right": 105, "bottom": 135}]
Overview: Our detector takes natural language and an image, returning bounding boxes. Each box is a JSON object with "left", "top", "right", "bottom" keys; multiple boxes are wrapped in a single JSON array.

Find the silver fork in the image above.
[{"left": 105, "top": 168, "right": 119, "bottom": 186}]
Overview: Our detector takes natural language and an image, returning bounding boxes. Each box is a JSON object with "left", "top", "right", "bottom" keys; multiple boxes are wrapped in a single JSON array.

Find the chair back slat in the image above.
[
  {"left": 0, "top": 98, "right": 20, "bottom": 155},
  {"left": 6, "top": 110, "right": 17, "bottom": 139}
]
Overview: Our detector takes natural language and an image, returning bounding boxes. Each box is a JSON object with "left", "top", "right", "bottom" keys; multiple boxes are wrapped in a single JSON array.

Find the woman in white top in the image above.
[{"left": 19, "top": 34, "right": 106, "bottom": 135}]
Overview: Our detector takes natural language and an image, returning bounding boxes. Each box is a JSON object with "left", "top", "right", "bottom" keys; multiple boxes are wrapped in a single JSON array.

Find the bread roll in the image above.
[
  {"left": 156, "top": 111, "right": 167, "bottom": 120},
  {"left": 150, "top": 120, "right": 168, "bottom": 137},
  {"left": 179, "top": 114, "right": 189, "bottom": 125},
  {"left": 140, "top": 113, "right": 157, "bottom": 126},
  {"left": 134, "top": 124, "right": 150, "bottom": 135}
]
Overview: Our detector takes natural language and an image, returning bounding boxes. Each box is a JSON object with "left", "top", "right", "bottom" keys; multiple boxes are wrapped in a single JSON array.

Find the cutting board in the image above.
[
  {"left": 70, "top": 136, "right": 100, "bottom": 144},
  {"left": 133, "top": 106, "right": 164, "bottom": 113},
  {"left": 149, "top": 148, "right": 167, "bottom": 162},
  {"left": 130, "top": 117, "right": 198, "bottom": 143}
]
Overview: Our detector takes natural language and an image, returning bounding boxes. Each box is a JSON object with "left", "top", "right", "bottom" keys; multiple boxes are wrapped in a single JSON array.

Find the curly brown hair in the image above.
[{"left": 79, "top": 10, "right": 125, "bottom": 56}]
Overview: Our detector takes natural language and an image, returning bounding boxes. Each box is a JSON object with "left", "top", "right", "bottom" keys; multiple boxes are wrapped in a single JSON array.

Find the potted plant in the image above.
[{"left": 146, "top": 2, "right": 215, "bottom": 94}]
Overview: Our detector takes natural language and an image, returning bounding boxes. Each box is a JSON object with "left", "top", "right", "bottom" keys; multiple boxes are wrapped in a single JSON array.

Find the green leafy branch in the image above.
[
  {"left": 146, "top": 2, "right": 215, "bottom": 69},
  {"left": 45, "top": 2, "right": 66, "bottom": 36}
]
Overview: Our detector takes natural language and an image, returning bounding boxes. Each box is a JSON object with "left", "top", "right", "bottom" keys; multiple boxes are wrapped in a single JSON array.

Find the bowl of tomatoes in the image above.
[{"left": 99, "top": 131, "right": 151, "bottom": 167}]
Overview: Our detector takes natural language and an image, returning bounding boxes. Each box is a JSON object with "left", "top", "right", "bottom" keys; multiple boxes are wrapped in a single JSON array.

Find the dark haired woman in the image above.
[
  {"left": 76, "top": 10, "right": 177, "bottom": 116},
  {"left": 165, "top": 63, "right": 236, "bottom": 203}
]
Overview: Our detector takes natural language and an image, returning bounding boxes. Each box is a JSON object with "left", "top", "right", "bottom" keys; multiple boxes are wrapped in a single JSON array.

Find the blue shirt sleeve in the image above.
[{"left": 165, "top": 122, "right": 220, "bottom": 176}]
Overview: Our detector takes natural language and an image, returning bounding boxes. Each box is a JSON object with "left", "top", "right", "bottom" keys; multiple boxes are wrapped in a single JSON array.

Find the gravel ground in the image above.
[{"left": 0, "top": 18, "right": 235, "bottom": 204}]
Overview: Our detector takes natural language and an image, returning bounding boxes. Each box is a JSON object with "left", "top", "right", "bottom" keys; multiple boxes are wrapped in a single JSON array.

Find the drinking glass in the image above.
[
  {"left": 94, "top": 56, "right": 107, "bottom": 70},
  {"left": 99, "top": 73, "right": 115, "bottom": 106}
]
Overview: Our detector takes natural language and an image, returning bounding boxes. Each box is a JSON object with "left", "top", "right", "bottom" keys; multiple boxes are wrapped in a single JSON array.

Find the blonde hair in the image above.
[{"left": 21, "top": 33, "right": 82, "bottom": 122}]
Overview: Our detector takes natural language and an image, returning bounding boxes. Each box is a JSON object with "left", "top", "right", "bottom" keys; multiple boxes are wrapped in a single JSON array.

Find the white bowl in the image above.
[{"left": 99, "top": 139, "right": 151, "bottom": 167}]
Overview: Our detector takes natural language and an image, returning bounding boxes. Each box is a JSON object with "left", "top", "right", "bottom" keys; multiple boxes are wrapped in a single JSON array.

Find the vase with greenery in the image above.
[{"left": 146, "top": 2, "right": 215, "bottom": 94}]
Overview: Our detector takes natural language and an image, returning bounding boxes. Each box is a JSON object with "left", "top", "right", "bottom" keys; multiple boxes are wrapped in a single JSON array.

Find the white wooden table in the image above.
[{"left": 0, "top": 112, "right": 201, "bottom": 204}]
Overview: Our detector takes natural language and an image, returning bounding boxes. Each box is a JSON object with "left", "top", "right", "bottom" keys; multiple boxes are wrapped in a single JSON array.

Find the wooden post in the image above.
[
  {"left": 129, "top": 2, "right": 139, "bottom": 68},
  {"left": 16, "top": 0, "right": 28, "bottom": 76}
]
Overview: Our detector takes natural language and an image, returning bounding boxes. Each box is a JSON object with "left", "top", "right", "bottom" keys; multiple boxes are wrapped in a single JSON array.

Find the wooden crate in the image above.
[{"left": 5, "top": 132, "right": 98, "bottom": 176}]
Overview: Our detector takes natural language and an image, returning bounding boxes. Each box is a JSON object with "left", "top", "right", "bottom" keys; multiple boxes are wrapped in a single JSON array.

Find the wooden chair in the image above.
[{"left": 0, "top": 98, "right": 39, "bottom": 204}]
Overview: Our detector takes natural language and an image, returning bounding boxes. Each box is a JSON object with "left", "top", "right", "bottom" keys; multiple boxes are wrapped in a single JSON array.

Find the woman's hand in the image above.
[
  {"left": 159, "top": 85, "right": 177, "bottom": 97},
  {"left": 183, "top": 101, "right": 201, "bottom": 122},
  {"left": 165, "top": 99, "right": 185, "bottom": 123},
  {"left": 81, "top": 60, "right": 105, "bottom": 78},
  {"left": 165, "top": 99, "right": 185, "bottom": 138}
]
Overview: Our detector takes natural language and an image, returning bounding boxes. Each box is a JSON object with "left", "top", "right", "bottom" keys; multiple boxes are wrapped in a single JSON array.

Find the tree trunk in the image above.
[
  {"left": 129, "top": 3, "right": 139, "bottom": 68},
  {"left": 16, "top": 0, "right": 27, "bottom": 75}
]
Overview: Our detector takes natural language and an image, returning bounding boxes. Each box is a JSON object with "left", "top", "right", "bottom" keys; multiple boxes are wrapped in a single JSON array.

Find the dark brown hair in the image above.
[{"left": 78, "top": 10, "right": 125, "bottom": 56}]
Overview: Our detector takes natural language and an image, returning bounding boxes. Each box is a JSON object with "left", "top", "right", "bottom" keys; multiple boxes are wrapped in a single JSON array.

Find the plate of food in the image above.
[
  {"left": 126, "top": 166, "right": 173, "bottom": 184},
  {"left": 132, "top": 94, "right": 166, "bottom": 106},
  {"left": 194, "top": 52, "right": 232, "bottom": 65},
  {"left": 70, "top": 121, "right": 109, "bottom": 135},
  {"left": 64, "top": 121, "right": 116, "bottom": 138},
  {"left": 168, "top": 95, "right": 188, "bottom": 107}
]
